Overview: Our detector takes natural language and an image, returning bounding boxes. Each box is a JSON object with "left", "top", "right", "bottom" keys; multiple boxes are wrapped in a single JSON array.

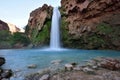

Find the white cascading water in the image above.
[{"left": 50, "top": 7, "right": 61, "bottom": 49}]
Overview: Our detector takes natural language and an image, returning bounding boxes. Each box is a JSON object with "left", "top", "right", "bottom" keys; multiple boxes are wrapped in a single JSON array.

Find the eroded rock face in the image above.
[
  {"left": 60, "top": 0, "right": 120, "bottom": 50},
  {"left": 28, "top": 4, "right": 52, "bottom": 31},
  {"left": 26, "top": 4, "right": 53, "bottom": 46},
  {"left": 0, "top": 20, "right": 9, "bottom": 31}
]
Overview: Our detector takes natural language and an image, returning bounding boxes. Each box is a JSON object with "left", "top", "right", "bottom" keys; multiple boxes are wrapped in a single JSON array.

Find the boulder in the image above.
[
  {"left": 82, "top": 67, "right": 95, "bottom": 74},
  {"left": 27, "top": 64, "right": 37, "bottom": 69},
  {"left": 0, "top": 57, "right": 5, "bottom": 66},
  {"left": 65, "top": 64, "right": 73, "bottom": 71},
  {"left": 39, "top": 74, "right": 49, "bottom": 80},
  {"left": 100, "top": 58, "right": 120, "bottom": 70},
  {"left": 1, "top": 69, "right": 12, "bottom": 78},
  {"left": 73, "top": 66, "right": 82, "bottom": 71},
  {"left": 70, "top": 62, "right": 77, "bottom": 67},
  {"left": 92, "top": 57, "right": 120, "bottom": 70},
  {"left": 51, "top": 60, "right": 62, "bottom": 65}
]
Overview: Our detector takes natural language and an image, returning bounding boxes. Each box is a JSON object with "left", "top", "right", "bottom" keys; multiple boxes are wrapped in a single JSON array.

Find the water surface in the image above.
[{"left": 0, "top": 49, "right": 120, "bottom": 80}]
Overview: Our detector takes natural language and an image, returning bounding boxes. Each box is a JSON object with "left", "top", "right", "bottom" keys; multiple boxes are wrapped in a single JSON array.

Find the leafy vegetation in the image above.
[
  {"left": 0, "top": 30, "right": 12, "bottom": 48},
  {"left": 30, "top": 20, "right": 51, "bottom": 46},
  {"left": 0, "top": 30, "right": 11, "bottom": 41},
  {"left": 60, "top": 21, "right": 120, "bottom": 50},
  {"left": 0, "top": 30, "right": 30, "bottom": 49},
  {"left": 11, "top": 32, "right": 30, "bottom": 46},
  {"left": 96, "top": 23, "right": 113, "bottom": 35},
  {"left": 59, "top": 7, "right": 67, "bottom": 17},
  {"left": 60, "top": 17, "right": 70, "bottom": 47}
]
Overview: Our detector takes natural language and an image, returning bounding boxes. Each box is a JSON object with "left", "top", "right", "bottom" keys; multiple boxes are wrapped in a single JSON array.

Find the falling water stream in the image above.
[{"left": 50, "top": 7, "right": 61, "bottom": 50}]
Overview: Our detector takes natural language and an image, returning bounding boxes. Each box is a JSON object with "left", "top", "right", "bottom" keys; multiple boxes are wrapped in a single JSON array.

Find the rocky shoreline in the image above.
[
  {"left": 0, "top": 57, "right": 13, "bottom": 80},
  {"left": 24, "top": 57, "right": 120, "bottom": 80}
]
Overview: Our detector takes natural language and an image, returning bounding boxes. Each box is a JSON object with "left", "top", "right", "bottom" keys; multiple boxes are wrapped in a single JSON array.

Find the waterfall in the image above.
[{"left": 50, "top": 7, "right": 61, "bottom": 49}]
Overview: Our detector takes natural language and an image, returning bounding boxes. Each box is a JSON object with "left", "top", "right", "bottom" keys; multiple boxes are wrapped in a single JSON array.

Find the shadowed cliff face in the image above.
[
  {"left": 26, "top": 4, "right": 53, "bottom": 46},
  {"left": 0, "top": 20, "right": 9, "bottom": 31},
  {"left": 60, "top": 0, "right": 120, "bottom": 50}
]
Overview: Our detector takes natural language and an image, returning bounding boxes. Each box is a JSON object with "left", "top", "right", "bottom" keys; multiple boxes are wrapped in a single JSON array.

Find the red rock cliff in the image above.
[
  {"left": 26, "top": 4, "right": 53, "bottom": 46},
  {"left": 60, "top": 0, "right": 120, "bottom": 50},
  {"left": 0, "top": 20, "right": 9, "bottom": 31},
  {"left": 61, "top": 0, "right": 120, "bottom": 36}
]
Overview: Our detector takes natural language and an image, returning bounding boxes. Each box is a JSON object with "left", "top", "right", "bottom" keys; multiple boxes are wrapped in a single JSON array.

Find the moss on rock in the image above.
[
  {"left": 30, "top": 20, "right": 51, "bottom": 47},
  {"left": 60, "top": 21, "right": 120, "bottom": 50}
]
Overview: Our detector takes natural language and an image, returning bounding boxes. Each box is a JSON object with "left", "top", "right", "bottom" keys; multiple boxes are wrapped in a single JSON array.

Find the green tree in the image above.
[
  {"left": 11, "top": 32, "right": 30, "bottom": 46},
  {"left": 0, "top": 30, "right": 12, "bottom": 48}
]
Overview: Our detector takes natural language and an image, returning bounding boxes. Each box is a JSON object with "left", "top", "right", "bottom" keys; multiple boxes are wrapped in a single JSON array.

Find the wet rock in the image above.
[
  {"left": 100, "top": 58, "right": 120, "bottom": 70},
  {"left": 28, "top": 64, "right": 37, "bottom": 69},
  {"left": 39, "top": 74, "right": 49, "bottom": 80},
  {"left": 1, "top": 69, "right": 12, "bottom": 78},
  {"left": 82, "top": 67, "right": 95, "bottom": 74},
  {"left": 14, "top": 69, "right": 22, "bottom": 73},
  {"left": 73, "top": 66, "right": 82, "bottom": 71},
  {"left": 91, "top": 57, "right": 120, "bottom": 70},
  {"left": 0, "top": 68, "right": 3, "bottom": 74},
  {"left": 71, "top": 62, "right": 77, "bottom": 67},
  {"left": 92, "top": 65, "right": 98, "bottom": 70},
  {"left": 51, "top": 60, "right": 62, "bottom": 65},
  {"left": 0, "top": 57, "right": 12, "bottom": 79},
  {"left": 0, "top": 57, "right": 5, "bottom": 66},
  {"left": 65, "top": 64, "right": 73, "bottom": 71},
  {"left": 38, "top": 68, "right": 51, "bottom": 75}
]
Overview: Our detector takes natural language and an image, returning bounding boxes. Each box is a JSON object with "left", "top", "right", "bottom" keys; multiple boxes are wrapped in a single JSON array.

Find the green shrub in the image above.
[
  {"left": 96, "top": 23, "right": 113, "bottom": 35},
  {"left": 87, "top": 34, "right": 105, "bottom": 49},
  {"left": 0, "top": 30, "right": 11, "bottom": 41},
  {"left": 11, "top": 32, "right": 30, "bottom": 46},
  {"left": 0, "top": 30, "right": 12, "bottom": 48},
  {"left": 60, "top": 18, "right": 70, "bottom": 47},
  {"left": 31, "top": 20, "right": 51, "bottom": 46}
]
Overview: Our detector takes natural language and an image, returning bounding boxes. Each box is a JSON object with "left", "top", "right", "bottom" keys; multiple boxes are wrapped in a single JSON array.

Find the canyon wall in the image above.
[
  {"left": 60, "top": 0, "right": 120, "bottom": 50},
  {"left": 25, "top": 0, "right": 120, "bottom": 50}
]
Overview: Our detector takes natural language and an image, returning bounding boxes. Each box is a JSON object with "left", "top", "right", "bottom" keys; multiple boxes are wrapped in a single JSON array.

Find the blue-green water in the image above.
[{"left": 0, "top": 49, "right": 120, "bottom": 79}]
